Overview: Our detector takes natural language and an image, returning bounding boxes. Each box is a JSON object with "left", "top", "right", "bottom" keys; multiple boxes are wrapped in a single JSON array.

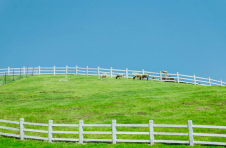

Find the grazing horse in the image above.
[
  {"left": 133, "top": 74, "right": 142, "bottom": 80},
  {"left": 133, "top": 74, "right": 149, "bottom": 81},
  {"left": 98, "top": 74, "right": 108, "bottom": 80},
  {"left": 116, "top": 74, "right": 124, "bottom": 79}
]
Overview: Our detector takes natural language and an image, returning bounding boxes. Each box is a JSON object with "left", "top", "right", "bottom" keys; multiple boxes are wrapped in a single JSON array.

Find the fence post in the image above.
[
  {"left": 13, "top": 69, "right": 14, "bottom": 81},
  {"left": 79, "top": 120, "right": 83, "bottom": 144},
  {"left": 142, "top": 69, "right": 144, "bottom": 74},
  {"left": 149, "top": 120, "right": 154, "bottom": 145},
  {"left": 159, "top": 71, "right": 162, "bottom": 81},
  {"left": 48, "top": 120, "right": 53, "bottom": 142},
  {"left": 23, "top": 66, "right": 25, "bottom": 75},
  {"left": 208, "top": 77, "right": 211, "bottom": 86},
  {"left": 32, "top": 67, "right": 34, "bottom": 76},
  {"left": 38, "top": 66, "right": 41, "bottom": 75},
  {"left": 112, "top": 120, "right": 117, "bottom": 144},
  {"left": 20, "top": 118, "right": 24, "bottom": 140},
  {"left": 66, "top": 65, "right": 68, "bottom": 75},
  {"left": 110, "top": 67, "right": 113, "bottom": 78},
  {"left": 20, "top": 68, "right": 21, "bottom": 79},
  {"left": 97, "top": 66, "right": 100, "bottom": 79},
  {"left": 26, "top": 67, "right": 28, "bottom": 77},
  {"left": 5, "top": 72, "right": 6, "bottom": 84},
  {"left": 188, "top": 120, "right": 194, "bottom": 146},
  {"left": 193, "top": 74, "right": 196, "bottom": 85},
  {"left": 7, "top": 67, "right": 10, "bottom": 75},
  {"left": 177, "top": 72, "right": 179, "bottom": 83},
  {"left": 75, "top": 65, "right": 78, "bottom": 75},
  {"left": 53, "top": 66, "right": 55, "bottom": 75},
  {"left": 126, "top": 68, "right": 128, "bottom": 79},
  {"left": 86, "top": 66, "right": 88, "bottom": 76}
]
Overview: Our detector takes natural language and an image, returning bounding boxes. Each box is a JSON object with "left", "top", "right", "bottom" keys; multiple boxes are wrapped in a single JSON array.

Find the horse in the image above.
[{"left": 133, "top": 74, "right": 149, "bottom": 81}]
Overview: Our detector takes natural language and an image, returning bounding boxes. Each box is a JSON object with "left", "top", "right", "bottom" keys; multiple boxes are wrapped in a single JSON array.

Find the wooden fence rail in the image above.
[
  {"left": 0, "top": 119, "right": 226, "bottom": 146},
  {"left": 0, "top": 66, "right": 225, "bottom": 86}
]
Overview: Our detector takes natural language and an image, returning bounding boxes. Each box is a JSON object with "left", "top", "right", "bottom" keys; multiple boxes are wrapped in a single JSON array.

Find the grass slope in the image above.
[{"left": 0, "top": 75, "right": 226, "bottom": 147}]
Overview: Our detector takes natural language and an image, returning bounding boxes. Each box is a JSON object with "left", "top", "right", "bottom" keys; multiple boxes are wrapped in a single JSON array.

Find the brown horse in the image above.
[
  {"left": 98, "top": 74, "right": 108, "bottom": 80},
  {"left": 116, "top": 74, "right": 124, "bottom": 79},
  {"left": 133, "top": 74, "right": 149, "bottom": 81}
]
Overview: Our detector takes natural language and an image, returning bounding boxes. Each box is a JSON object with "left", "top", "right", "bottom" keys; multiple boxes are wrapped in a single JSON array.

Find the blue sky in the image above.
[{"left": 0, "top": 0, "right": 225, "bottom": 81}]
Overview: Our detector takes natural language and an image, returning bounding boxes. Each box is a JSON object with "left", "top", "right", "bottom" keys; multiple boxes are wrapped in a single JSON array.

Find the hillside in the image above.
[{"left": 0, "top": 75, "right": 226, "bottom": 147}]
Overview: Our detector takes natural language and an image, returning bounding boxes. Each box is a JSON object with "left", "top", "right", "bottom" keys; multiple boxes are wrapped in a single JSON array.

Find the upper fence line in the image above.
[{"left": 0, "top": 66, "right": 225, "bottom": 86}]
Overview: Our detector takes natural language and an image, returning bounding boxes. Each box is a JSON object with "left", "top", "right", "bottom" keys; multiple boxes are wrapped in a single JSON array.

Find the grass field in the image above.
[{"left": 0, "top": 74, "right": 226, "bottom": 147}]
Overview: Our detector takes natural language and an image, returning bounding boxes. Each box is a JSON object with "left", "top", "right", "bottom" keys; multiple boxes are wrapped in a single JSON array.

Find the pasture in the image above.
[{"left": 0, "top": 75, "right": 226, "bottom": 147}]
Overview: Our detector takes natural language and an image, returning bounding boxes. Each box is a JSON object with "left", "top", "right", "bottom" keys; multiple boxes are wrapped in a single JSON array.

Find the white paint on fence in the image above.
[
  {"left": 193, "top": 75, "right": 196, "bottom": 85},
  {"left": 177, "top": 72, "right": 179, "bottom": 83},
  {"left": 112, "top": 120, "right": 117, "bottom": 144},
  {"left": 20, "top": 118, "right": 24, "bottom": 140},
  {"left": 0, "top": 126, "right": 19, "bottom": 131},
  {"left": 86, "top": 66, "right": 88, "bottom": 76},
  {"left": 110, "top": 67, "right": 113, "bottom": 78},
  {"left": 75, "top": 65, "right": 78, "bottom": 75},
  {"left": 48, "top": 120, "right": 53, "bottom": 142},
  {"left": 97, "top": 66, "right": 100, "bottom": 77},
  {"left": 126, "top": 68, "right": 128, "bottom": 79},
  {"left": 24, "top": 129, "right": 47, "bottom": 133},
  {"left": 188, "top": 120, "right": 194, "bottom": 146},
  {"left": 39, "top": 66, "right": 41, "bottom": 75},
  {"left": 79, "top": 120, "right": 83, "bottom": 144},
  {"left": 1, "top": 119, "right": 226, "bottom": 146},
  {"left": 149, "top": 120, "right": 154, "bottom": 145},
  {"left": 193, "top": 133, "right": 226, "bottom": 137},
  {"left": 8, "top": 67, "right": 10, "bottom": 75},
  {"left": 23, "top": 66, "right": 26, "bottom": 75},
  {"left": 53, "top": 66, "right": 55, "bottom": 75}
]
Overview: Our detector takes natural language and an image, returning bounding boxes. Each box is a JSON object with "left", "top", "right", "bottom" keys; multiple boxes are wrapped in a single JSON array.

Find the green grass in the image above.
[
  {"left": 0, "top": 75, "right": 226, "bottom": 147},
  {"left": 0, "top": 74, "right": 27, "bottom": 85}
]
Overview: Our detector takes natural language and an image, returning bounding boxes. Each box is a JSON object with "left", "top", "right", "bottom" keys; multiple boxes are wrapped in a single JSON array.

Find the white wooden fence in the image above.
[
  {"left": 0, "top": 119, "right": 226, "bottom": 146},
  {"left": 0, "top": 66, "right": 225, "bottom": 86}
]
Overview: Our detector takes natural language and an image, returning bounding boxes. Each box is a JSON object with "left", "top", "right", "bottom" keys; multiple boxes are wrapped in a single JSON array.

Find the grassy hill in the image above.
[{"left": 0, "top": 75, "right": 226, "bottom": 148}]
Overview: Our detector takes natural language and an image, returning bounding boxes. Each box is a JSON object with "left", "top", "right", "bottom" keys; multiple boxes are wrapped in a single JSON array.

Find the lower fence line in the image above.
[{"left": 0, "top": 118, "right": 226, "bottom": 146}]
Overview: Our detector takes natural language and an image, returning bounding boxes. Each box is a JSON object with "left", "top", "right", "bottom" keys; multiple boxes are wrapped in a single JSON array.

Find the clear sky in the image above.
[{"left": 0, "top": 0, "right": 225, "bottom": 81}]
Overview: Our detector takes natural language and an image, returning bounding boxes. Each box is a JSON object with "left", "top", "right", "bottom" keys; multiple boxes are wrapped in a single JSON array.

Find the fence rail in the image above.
[
  {"left": 0, "top": 66, "right": 225, "bottom": 86},
  {"left": 0, "top": 119, "right": 226, "bottom": 146}
]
